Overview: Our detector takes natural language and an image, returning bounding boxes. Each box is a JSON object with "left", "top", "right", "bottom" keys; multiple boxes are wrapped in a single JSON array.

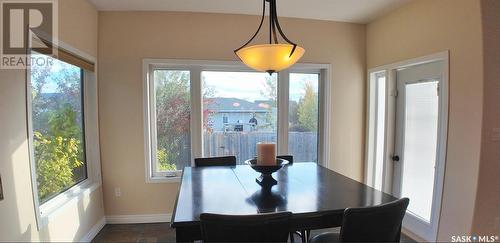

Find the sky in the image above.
[
  {"left": 289, "top": 73, "right": 319, "bottom": 102},
  {"left": 202, "top": 71, "right": 319, "bottom": 102},
  {"left": 34, "top": 58, "right": 320, "bottom": 101}
]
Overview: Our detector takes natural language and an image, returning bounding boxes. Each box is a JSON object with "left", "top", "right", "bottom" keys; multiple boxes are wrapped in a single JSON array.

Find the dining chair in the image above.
[
  {"left": 200, "top": 212, "right": 292, "bottom": 242},
  {"left": 277, "top": 155, "right": 304, "bottom": 242},
  {"left": 194, "top": 156, "right": 237, "bottom": 167},
  {"left": 309, "top": 198, "right": 410, "bottom": 243},
  {"left": 277, "top": 155, "right": 294, "bottom": 164}
]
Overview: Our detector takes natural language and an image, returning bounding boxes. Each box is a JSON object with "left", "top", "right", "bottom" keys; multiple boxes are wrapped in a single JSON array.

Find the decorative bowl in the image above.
[
  {"left": 244, "top": 158, "right": 289, "bottom": 186},
  {"left": 245, "top": 158, "right": 289, "bottom": 174}
]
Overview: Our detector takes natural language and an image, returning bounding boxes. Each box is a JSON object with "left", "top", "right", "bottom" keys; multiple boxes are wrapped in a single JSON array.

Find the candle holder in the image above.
[{"left": 245, "top": 158, "right": 289, "bottom": 186}]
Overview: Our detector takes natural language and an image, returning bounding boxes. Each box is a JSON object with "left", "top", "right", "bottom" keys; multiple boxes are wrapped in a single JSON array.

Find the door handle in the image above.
[{"left": 392, "top": 155, "right": 400, "bottom": 162}]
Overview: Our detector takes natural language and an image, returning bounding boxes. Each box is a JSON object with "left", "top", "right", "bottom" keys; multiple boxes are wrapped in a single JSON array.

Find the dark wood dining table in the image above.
[{"left": 170, "top": 162, "right": 398, "bottom": 242}]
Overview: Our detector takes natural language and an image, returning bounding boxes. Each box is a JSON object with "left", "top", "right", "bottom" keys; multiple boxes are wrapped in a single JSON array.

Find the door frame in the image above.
[{"left": 365, "top": 51, "right": 449, "bottom": 242}]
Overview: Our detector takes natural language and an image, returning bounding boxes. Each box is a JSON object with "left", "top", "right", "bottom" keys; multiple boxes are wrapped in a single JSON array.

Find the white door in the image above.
[{"left": 393, "top": 61, "right": 447, "bottom": 241}]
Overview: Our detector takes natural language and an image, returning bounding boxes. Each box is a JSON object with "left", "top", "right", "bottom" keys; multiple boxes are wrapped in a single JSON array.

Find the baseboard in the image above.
[
  {"left": 80, "top": 216, "right": 106, "bottom": 242},
  {"left": 106, "top": 213, "right": 172, "bottom": 224}
]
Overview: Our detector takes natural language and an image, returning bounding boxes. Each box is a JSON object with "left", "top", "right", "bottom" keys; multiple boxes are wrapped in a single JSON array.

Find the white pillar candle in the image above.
[{"left": 256, "top": 142, "right": 276, "bottom": 166}]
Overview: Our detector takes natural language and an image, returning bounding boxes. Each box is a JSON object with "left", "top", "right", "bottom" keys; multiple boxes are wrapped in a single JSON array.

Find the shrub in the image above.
[
  {"left": 34, "top": 105, "right": 84, "bottom": 202},
  {"left": 157, "top": 148, "right": 177, "bottom": 171},
  {"left": 34, "top": 132, "right": 83, "bottom": 202}
]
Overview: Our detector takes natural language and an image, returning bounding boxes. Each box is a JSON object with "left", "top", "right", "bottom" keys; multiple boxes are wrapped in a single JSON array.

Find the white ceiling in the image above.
[{"left": 88, "top": 0, "right": 413, "bottom": 24}]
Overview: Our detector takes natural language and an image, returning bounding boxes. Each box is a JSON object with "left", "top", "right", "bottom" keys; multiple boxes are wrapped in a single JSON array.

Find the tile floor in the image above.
[{"left": 92, "top": 223, "right": 417, "bottom": 242}]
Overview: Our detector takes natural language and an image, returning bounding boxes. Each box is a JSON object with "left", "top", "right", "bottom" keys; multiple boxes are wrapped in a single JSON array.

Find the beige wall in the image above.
[
  {"left": 98, "top": 11, "right": 366, "bottom": 216},
  {"left": 472, "top": 0, "right": 500, "bottom": 236},
  {"left": 367, "top": 0, "right": 484, "bottom": 241},
  {"left": 0, "top": 0, "right": 104, "bottom": 241}
]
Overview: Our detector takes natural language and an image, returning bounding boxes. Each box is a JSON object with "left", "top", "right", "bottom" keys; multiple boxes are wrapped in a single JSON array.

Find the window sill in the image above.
[
  {"left": 146, "top": 170, "right": 183, "bottom": 183},
  {"left": 38, "top": 180, "right": 101, "bottom": 227},
  {"left": 146, "top": 176, "right": 181, "bottom": 183}
]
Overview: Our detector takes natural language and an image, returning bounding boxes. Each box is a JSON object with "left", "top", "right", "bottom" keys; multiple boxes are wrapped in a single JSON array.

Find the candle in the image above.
[{"left": 256, "top": 142, "right": 276, "bottom": 166}]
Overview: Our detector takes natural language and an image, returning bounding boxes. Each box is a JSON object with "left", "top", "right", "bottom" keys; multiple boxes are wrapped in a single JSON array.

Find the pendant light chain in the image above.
[
  {"left": 234, "top": 0, "right": 298, "bottom": 55},
  {"left": 234, "top": 0, "right": 266, "bottom": 53}
]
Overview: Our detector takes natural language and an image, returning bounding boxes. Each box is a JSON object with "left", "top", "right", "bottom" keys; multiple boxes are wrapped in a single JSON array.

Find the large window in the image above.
[
  {"left": 30, "top": 52, "right": 87, "bottom": 204},
  {"left": 202, "top": 71, "right": 278, "bottom": 164},
  {"left": 152, "top": 70, "right": 191, "bottom": 174},
  {"left": 144, "top": 60, "right": 329, "bottom": 180}
]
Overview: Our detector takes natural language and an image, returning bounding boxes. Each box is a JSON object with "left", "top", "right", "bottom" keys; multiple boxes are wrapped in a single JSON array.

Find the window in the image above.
[
  {"left": 152, "top": 70, "right": 191, "bottom": 175},
  {"left": 29, "top": 52, "right": 87, "bottom": 204},
  {"left": 144, "top": 60, "right": 330, "bottom": 181},
  {"left": 401, "top": 80, "right": 439, "bottom": 222},
  {"left": 202, "top": 71, "right": 278, "bottom": 164},
  {"left": 28, "top": 42, "right": 99, "bottom": 228},
  {"left": 365, "top": 71, "right": 386, "bottom": 191},
  {"left": 288, "top": 73, "right": 320, "bottom": 163}
]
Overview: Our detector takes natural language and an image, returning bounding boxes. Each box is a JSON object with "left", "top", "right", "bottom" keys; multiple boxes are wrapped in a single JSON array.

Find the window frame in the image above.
[
  {"left": 364, "top": 70, "right": 388, "bottom": 191},
  {"left": 26, "top": 42, "right": 101, "bottom": 229},
  {"left": 143, "top": 59, "right": 331, "bottom": 183},
  {"left": 364, "top": 51, "right": 449, "bottom": 242}
]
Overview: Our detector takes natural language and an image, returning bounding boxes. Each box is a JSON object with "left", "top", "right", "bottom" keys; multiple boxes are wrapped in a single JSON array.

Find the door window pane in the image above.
[
  {"left": 30, "top": 52, "right": 87, "bottom": 203},
  {"left": 288, "top": 73, "right": 319, "bottom": 162},
  {"left": 202, "top": 71, "right": 278, "bottom": 164},
  {"left": 154, "top": 70, "right": 191, "bottom": 172},
  {"left": 401, "top": 81, "right": 439, "bottom": 222}
]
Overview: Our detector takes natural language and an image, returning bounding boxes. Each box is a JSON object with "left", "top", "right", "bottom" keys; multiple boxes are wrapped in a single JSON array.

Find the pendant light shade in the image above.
[
  {"left": 235, "top": 0, "right": 305, "bottom": 74},
  {"left": 236, "top": 44, "right": 305, "bottom": 73}
]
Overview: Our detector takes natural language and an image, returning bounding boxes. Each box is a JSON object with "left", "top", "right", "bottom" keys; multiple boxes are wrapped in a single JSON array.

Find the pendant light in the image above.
[{"left": 235, "top": 0, "right": 305, "bottom": 74}]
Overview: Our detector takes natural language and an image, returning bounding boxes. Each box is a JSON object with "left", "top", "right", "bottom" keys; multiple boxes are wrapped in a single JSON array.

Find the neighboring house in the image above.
[{"left": 205, "top": 97, "right": 276, "bottom": 132}]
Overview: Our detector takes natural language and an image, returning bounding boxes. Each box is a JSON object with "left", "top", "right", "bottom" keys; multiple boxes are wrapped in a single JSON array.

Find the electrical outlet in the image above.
[{"left": 114, "top": 188, "right": 121, "bottom": 197}]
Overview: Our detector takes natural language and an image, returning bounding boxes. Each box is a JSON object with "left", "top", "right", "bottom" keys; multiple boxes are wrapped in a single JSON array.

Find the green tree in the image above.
[
  {"left": 288, "top": 100, "right": 299, "bottom": 127},
  {"left": 157, "top": 149, "right": 177, "bottom": 171},
  {"left": 297, "top": 81, "right": 318, "bottom": 132},
  {"left": 154, "top": 71, "right": 216, "bottom": 170},
  {"left": 154, "top": 71, "right": 190, "bottom": 171},
  {"left": 260, "top": 75, "right": 278, "bottom": 130},
  {"left": 34, "top": 105, "right": 84, "bottom": 202}
]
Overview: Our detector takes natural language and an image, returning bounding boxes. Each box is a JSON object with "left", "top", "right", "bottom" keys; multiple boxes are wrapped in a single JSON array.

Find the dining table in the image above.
[{"left": 170, "top": 162, "right": 398, "bottom": 242}]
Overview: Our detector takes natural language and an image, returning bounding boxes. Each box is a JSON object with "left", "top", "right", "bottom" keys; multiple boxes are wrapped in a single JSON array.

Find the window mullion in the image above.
[
  {"left": 318, "top": 69, "right": 329, "bottom": 166},
  {"left": 149, "top": 68, "right": 160, "bottom": 175},
  {"left": 190, "top": 67, "right": 203, "bottom": 166},
  {"left": 277, "top": 70, "right": 289, "bottom": 155}
]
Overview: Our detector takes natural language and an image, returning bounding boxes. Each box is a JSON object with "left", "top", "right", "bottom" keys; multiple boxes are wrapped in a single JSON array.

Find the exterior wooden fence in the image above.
[{"left": 203, "top": 131, "right": 318, "bottom": 164}]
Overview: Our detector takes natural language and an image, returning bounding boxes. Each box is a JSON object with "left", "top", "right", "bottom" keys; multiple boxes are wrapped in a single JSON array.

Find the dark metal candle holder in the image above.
[{"left": 245, "top": 158, "right": 289, "bottom": 186}]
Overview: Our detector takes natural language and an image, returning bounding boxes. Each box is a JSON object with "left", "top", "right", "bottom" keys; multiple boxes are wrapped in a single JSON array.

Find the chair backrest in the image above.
[
  {"left": 194, "top": 156, "right": 236, "bottom": 167},
  {"left": 277, "top": 155, "right": 293, "bottom": 164},
  {"left": 339, "top": 198, "right": 409, "bottom": 242},
  {"left": 200, "top": 212, "right": 292, "bottom": 242}
]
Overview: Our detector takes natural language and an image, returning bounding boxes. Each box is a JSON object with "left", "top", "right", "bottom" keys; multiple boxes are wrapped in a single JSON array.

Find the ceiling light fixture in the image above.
[{"left": 235, "top": 0, "right": 305, "bottom": 75}]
